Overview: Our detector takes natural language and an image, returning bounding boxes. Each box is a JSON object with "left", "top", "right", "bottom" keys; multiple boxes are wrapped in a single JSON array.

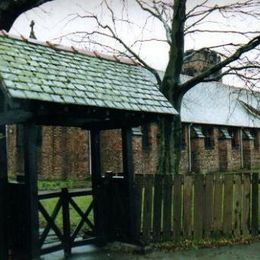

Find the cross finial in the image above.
[{"left": 29, "top": 20, "right": 36, "bottom": 39}]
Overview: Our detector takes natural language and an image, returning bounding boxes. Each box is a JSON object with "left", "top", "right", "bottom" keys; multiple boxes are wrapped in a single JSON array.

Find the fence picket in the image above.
[
  {"left": 241, "top": 173, "right": 251, "bottom": 236},
  {"left": 183, "top": 175, "right": 193, "bottom": 239},
  {"left": 153, "top": 175, "right": 163, "bottom": 242},
  {"left": 194, "top": 174, "right": 204, "bottom": 240},
  {"left": 135, "top": 175, "right": 143, "bottom": 241},
  {"left": 223, "top": 174, "right": 234, "bottom": 237},
  {"left": 213, "top": 174, "right": 223, "bottom": 235},
  {"left": 142, "top": 175, "right": 153, "bottom": 244},
  {"left": 251, "top": 172, "right": 259, "bottom": 236},
  {"left": 233, "top": 174, "right": 242, "bottom": 237},
  {"left": 204, "top": 175, "right": 214, "bottom": 238},
  {"left": 173, "top": 175, "right": 182, "bottom": 241},
  {"left": 135, "top": 171, "right": 259, "bottom": 244},
  {"left": 163, "top": 175, "right": 173, "bottom": 241}
]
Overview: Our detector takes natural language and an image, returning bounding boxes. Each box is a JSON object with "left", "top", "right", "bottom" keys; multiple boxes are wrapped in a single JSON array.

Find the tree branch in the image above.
[
  {"left": 180, "top": 35, "right": 260, "bottom": 94},
  {"left": 135, "top": 0, "right": 172, "bottom": 45},
  {"left": 66, "top": 12, "right": 162, "bottom": 86}
]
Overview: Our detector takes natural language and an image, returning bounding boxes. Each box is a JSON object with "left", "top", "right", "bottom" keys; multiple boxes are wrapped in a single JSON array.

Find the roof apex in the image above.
[{"left": 0, "top": 30, "right": 138, "bottom": 66}]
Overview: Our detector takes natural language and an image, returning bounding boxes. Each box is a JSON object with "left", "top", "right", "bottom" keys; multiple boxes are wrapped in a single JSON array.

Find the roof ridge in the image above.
[{"left": 0, "top": 30, "right": 138, "bottom": 66}]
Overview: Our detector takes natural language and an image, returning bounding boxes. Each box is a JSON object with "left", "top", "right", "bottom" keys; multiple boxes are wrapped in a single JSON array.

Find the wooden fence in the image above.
[{"left": 135, "top": 172, "right": 259, "bottom": 244}]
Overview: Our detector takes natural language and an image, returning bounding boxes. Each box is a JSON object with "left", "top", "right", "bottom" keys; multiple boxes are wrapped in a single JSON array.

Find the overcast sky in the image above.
[{"left": 10, "top": 0, "right": 259, "bottom": 86}]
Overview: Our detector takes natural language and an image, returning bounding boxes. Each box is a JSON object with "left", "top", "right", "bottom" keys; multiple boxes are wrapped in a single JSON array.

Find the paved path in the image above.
[{"left": 43, "top": 242, "right": 260, "bottom": 260}]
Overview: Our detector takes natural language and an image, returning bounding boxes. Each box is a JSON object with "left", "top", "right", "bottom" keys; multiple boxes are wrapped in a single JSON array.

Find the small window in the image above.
[
  {"left": 228, "top": 128, "right": 240, "bottom": 149},
  {"left": 202, "top": 127, "right": 214, "bottom": 150},
  {"left": 192, "top": 126, "right": 204, "bottom": 138},
  {"left": 219, "top": 128, "right": 231, "bottom": 139},
  {"left": 243, "top": 129, "right": 254, "bottom": 140},
  {"left": 132, "top": 127, "right": 142, "bottom": 136}
]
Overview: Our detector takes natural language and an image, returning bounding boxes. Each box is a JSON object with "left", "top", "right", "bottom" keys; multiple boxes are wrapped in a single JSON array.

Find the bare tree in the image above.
[{"left": 57, "top": 0, "right": 259, "bottom": 175}]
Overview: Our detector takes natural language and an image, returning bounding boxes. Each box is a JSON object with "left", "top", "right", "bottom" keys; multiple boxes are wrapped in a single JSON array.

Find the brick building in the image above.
[
  {"left": 100, "top": 79, "right": 260, "bottom": 175},
  {"left": 100, "top": 49, "right": 260, "bottom": 175},
  {"left": 7, "top": 48, "right": 260, "bottom": 179}
]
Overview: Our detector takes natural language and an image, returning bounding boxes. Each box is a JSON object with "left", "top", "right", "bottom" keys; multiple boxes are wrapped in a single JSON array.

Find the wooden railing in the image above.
[
  {"left": 135, "top": 172, "right": 260, "bottom": 244},
  {"left": 38, "top": 188, "right": 95, "bottom": 255}
]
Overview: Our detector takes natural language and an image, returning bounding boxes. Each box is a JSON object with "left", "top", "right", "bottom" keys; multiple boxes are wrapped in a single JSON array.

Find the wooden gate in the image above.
[
  {"left": 38, "top": 188, "right": 96, "bottom": 255},
  {"left": 7, "top": 185, "right": 96, "bottom": 257},
  {"left": 7, "top": 172, "right": 135, "bottom": 257},
  {"left": 102, "top": 174, "right": 131, "bottom": 242}
]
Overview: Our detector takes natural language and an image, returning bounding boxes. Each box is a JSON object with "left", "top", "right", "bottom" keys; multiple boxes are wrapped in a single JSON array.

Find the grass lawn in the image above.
[{"left": 38, "top": 178, "right": 91, "bottom": 191}]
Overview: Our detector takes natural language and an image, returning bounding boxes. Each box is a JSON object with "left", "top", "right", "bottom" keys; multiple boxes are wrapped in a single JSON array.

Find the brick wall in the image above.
[
  {"left": 7, "top": 124, "right": 260, "bottom": 179},
  {"left": 140, "top": 124, "right": 160, "bottom": 175},
  {"left": 243, "top": 139, "right": 254, "bottom": 169},
  {"left": 40, "top": 126, "right": 90, "bottom": 179},
  {"left": 7, "top": 125, "right": 19, "bottom": 177},
  {"left": 100, "top": 124, "right": 160, "bottom": 175},
  {"left": 100, "top": 129, "right": 123, "bottom": 174},
  {"left": 218, "top": 138, "right": 232, "bottom": 171},
  {"left": 99, "top": 124, "right": 259, "bottom": 175},
  {"left": 8, "top": 125, "right": 90, "bottom": 180},
  {"left": 190, "top": 127, "right": 219, "bottom": 173}
]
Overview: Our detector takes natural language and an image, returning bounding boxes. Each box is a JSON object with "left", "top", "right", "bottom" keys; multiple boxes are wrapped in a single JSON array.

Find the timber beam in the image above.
[{"left": 0, "top": 110, "right": 33, "bottom": 125}]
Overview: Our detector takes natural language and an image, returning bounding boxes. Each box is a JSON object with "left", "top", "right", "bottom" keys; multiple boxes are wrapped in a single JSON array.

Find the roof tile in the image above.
[{"left": 0, "top": 34, "right": 177, "bottom": 115}]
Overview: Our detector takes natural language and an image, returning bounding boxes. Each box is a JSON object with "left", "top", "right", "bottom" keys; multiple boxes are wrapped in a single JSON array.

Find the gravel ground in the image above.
[{"left": 42, "top": 241, "right": 260, "bottom": 260}]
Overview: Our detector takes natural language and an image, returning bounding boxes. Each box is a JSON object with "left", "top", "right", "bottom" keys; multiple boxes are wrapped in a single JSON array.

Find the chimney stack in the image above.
[{"left": 183, "top": 48, "right": 222, "bottom": 81}]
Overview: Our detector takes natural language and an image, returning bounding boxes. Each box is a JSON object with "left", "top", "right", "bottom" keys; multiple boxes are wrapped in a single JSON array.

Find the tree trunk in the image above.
[
  {"left": 156, "top": 0, "right": 186, "bottom": 176},
  {"left": 157, "top": 92, "right": 183, "bottom": 176}
]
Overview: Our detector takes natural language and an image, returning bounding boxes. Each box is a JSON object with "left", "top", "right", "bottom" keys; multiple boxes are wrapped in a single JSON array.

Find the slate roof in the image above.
[
  {"left": 154, "top": 72, "right": 260, "bottom": 128},
  {"left": 181, "top": 75, "right": 260, "bottom": 128},
  {"left": 0, "top": 33, "right": 177, "bottom": 115}
]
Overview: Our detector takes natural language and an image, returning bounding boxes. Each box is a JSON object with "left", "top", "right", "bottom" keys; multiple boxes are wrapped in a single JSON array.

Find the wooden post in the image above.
[
  {"left": 23, "top": 124, "right": 40, "bottom": 259},
  {"left": 90, "top": 130, "right": 105, "bottom": 244},
  {"left": 122, "top": 128, "right": 136, "bottom": 242},
  {"left": 122, "top": 128, "right": 134, "bottom": 188},
  {"left": 62, "top": 188, "right": 71, "bottom": 256},
  {"left": 0, "top": 124, "right": 8, "bottom": 260}
]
